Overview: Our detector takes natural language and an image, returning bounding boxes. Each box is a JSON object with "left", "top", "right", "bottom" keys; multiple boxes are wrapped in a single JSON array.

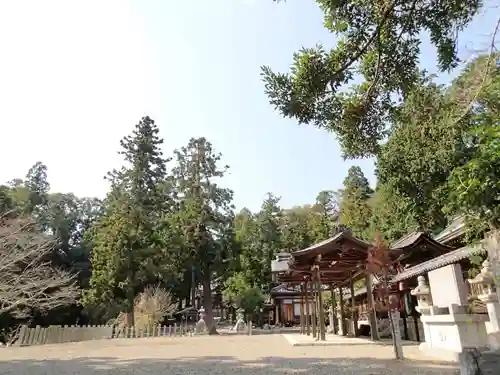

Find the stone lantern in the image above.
[
  {"left": 198, "top": 306, "right": 206, "bottom": 319},
  {"left": 411, "top": 276, "right": 433, "bottom": 314},
  {"left": 469, "top": 259, "right": 500, "bottom": 333},
  {"left": 469, "top": 259, "right": 497, "bottom": 300},
  {"left": 195, "top": 306, "right": 207, "bottom": 334}
]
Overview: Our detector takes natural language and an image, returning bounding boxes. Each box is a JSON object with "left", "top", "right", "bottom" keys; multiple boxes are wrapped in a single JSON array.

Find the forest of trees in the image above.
[{"left": 1, "top": 0, "right": 500, "bottom": 342}]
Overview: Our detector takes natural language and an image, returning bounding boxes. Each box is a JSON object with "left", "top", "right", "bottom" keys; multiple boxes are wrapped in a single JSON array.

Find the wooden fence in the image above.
[{"left": 17, "top": 323, "right": 196, "bottom": 347}]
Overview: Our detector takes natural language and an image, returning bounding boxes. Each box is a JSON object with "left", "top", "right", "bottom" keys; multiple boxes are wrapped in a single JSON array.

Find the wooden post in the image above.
[
  {"left": 300, "top": 284, "right": 305, "bottom": 334},
  {"left": 338, "top": 286, "right": 346, "bottom": 336},
  {"left": 317, "top": 274, "right": 326, "bottom": 341},
  {"left": 365, "top": 273, "right": 379, "bottom": 340},
  {"left": 330, "top": 285, "right": 337, "bottom": 334},
  {"left": 305, "top": 281, "right": 311, "bottom": 335},
  {"left": 311, "top": 283, "right": 317, "bottom": 338},
  {"left": 350, "top": 273, "right": 358, "bottom": 337},
  {"left": 316, "top": 285, "right": 321, "bottom": 339}
]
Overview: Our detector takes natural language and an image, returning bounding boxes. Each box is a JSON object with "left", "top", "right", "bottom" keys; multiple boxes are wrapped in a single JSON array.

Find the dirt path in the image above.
[{"left": 0, "top": 334, "right": 458, "bottom": 375}]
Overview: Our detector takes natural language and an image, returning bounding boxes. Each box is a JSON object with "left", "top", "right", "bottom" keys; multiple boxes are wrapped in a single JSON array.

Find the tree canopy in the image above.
[
  {"left": 263, "top": 0, "right": 487, "bottom": 158},
  {"left": 2, "top": 22, "right": 500, "bottom": 339}
]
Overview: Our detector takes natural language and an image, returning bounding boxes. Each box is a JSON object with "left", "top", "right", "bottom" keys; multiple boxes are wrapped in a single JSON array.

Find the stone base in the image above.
[
  {"left": 419, "top": 342, "right": 461, "bottom": 362},
  {"left": 421, "top": 313, "right": 489, "bottom": 351},
  {"left": 419, "top": 342, "right": 491, "bottom": 363},
  {"left": 488, "top": 332, "right": 500, "bottom": 350}
]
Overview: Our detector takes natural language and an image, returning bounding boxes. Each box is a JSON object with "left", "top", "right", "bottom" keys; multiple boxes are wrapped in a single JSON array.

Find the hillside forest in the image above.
[{"left": 2, "top": 0, "right": 500, "bottom": 341}]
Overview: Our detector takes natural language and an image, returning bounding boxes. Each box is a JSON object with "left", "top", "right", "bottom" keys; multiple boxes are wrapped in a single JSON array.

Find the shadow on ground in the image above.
[{"left": 0, "top": 355, "right": 460, "bottom": 375}]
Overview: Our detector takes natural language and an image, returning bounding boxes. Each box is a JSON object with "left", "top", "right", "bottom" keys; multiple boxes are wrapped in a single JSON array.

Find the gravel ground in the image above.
[{"left": 0, "top": 334, "right": 459, "bottom": 375}]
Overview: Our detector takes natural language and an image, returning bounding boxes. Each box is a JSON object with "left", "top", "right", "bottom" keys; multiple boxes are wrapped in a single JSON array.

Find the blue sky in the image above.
[{"left": 0, "top": 0, "right": 497, "bottom": 212}]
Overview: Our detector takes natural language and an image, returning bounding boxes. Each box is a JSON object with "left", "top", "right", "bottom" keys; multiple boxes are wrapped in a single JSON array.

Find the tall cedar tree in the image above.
[
  {"left": 262, "top": 0, "right": 483, "bottom": 158},
  {"left": 339, "top": 166, "right": 373, "bottom": 239},
  {"left": 280, "top": 205, "right": 314, "bottom": 251},
  {"left": 25, "top": 162, "right": 50, "bottom": 217},
  {"left": 312, "top": 190, "right": 342, "bottom": 240},
  {"left": 87, "top": 116, "right": 174, "bottom": 326},
  {"left": 172, "top": 137, "right": 235, "bottom": 334},
  {"left": 253, "top": 194, "right": 283, "bottom": 291}
]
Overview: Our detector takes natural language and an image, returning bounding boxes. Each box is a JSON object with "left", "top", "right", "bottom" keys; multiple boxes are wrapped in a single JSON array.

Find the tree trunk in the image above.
[
  {"left": 190, "top": 264, "right": 196, "bottom": 307},
  {"left": 202, "top": 274, "right": 218, "bottom": 335},
  {"left": 231, "top": 306, "right": 236, "bottom": 322},
  {"left": 125, "top": 277, "right": 135, "bottom": 327}
]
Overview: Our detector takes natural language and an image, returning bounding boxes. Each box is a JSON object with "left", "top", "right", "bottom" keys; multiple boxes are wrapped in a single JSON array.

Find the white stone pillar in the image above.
[
  {"left": 485, "top": 297, "right": 500, "bottom": 332},
  {"left": 336, "top": 311, "right": 344, "bottom": 336},
  {"left": 328, "top": 309, "right": 335, "bottom": 333}
]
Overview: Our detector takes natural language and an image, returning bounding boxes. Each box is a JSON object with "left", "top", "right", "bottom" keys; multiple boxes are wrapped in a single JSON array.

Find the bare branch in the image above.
[
  {"left": 451, "top": 16, "right": 500, "bottom": 125},
  {"left": 0, "top": 217, "right": 80, "bottom": 318}
]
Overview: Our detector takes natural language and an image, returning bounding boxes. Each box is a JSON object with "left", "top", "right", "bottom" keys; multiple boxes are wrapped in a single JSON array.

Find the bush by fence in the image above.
[{"left": 17, "top": 323, "right": 197, "bottom": 346}]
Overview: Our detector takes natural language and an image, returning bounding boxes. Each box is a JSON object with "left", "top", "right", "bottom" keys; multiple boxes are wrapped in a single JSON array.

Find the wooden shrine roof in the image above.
[
  {"left": 291, "top": 230, "right": 371, "bottom": 261},
  {"left": 390, "top": 231, "right": 456, "bottom": 267},
  {"left": 391, "top": 244, "right": 485, "bottom": 283},
  {"left": 433, "top": 216, "right": 466, "bottom": 245},
  {"left": 390, "top": 231, "right": 454, "bottom": 253},
  {"left": 273, "top": 229, "right": 458, "bottom": 287},
  {"left": 276, "top": 230, "right": 374, "bottom": 286}
]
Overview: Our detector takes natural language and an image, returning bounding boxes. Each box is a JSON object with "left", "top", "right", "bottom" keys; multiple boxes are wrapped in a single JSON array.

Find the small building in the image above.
[{"left": 270, "top": 283, "right": 330, "bottom": 326}]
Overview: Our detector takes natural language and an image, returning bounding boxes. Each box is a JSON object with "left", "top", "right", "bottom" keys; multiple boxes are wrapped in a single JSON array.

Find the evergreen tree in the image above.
[
  {"left": 263, "top": 0, "right": 484, "bottom": 158},
  {"left": 23, "top": 162, "right": 50, "bottom": 227},
  {"left": 281, "top": 205, "right": 314, "bottom": 251},
  {"left": 311, "top": 190, "right": 341, "bottom": 241},
  {"left": 246, "top": 194, "right": 283, "bottom": 291},
  {"left": 339, "top": 166, "right": 373, "bottom": 239},
  {"left": 86, "top": 116, "right": 176, "bottom": 326},
  {"left": 25, "top": 161, "right": 50, "bottom": 212},
  {"left": 172, "top": 137, "right": 235, "bottom": 334}
]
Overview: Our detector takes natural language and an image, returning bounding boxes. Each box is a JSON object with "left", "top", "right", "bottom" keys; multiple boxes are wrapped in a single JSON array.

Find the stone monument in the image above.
[
  {"left": 328, "top": 307, "right": 335, "bottom": 333},
  {"left": 195, "top": 306, "right": 207, "bottom": 334},
  {"left": 232, "top": 309, "right": 246, "bottom": 332}
]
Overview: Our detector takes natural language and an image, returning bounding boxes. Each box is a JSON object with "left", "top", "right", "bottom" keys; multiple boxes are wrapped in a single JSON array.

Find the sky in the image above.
[{"left": 0, "top": 1, "right": 498, "bottom": 212}]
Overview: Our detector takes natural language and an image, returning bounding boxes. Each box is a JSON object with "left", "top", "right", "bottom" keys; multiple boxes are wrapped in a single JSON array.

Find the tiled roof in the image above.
[
  {"left": 433, "top": 216, "right": 465, "bottom": 244},
  {"left": 291, "top": 230, "right": 372, "bottom": 256},
  {"left": 343, "top": 243, "right": 484, "bottom": 297},
  {"left": 391, "top": 244, "right": 485, "bottom": 283},
  {"left": 390, "top": 232, "right": 424, "bottom": 249},
  {"left": 390, "top": 231, "right": 453, "bottom": 252}
]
